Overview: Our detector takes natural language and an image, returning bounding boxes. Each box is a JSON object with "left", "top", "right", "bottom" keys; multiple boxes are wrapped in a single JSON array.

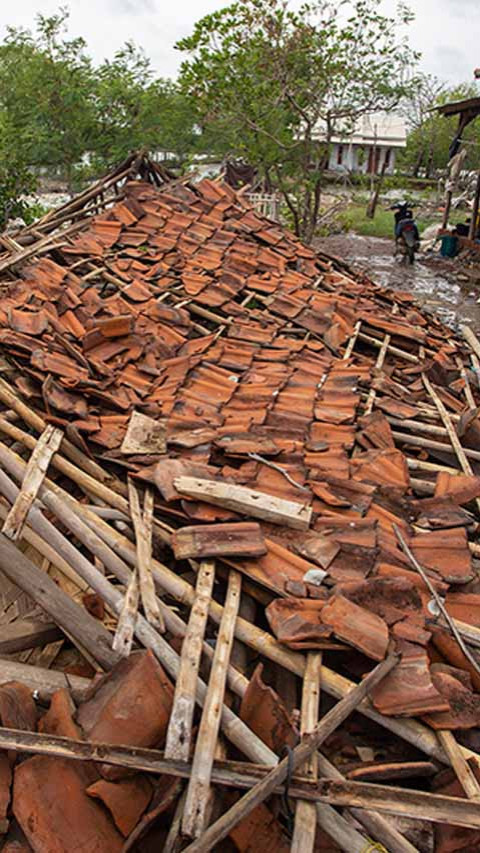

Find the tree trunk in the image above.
[{"left": 366, "top": 158, "right": 388, "bottom": 219}]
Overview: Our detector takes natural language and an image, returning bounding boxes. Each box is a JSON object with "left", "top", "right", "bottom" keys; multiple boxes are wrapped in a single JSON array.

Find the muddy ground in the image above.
[{"left": 315, "top": 234, "right": 480, "bottom": 332}]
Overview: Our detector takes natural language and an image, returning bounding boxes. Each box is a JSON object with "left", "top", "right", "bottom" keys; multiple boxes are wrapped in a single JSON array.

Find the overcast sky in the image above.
[{"left": 0, "top": 0, "right": 479, "bottom": 86}]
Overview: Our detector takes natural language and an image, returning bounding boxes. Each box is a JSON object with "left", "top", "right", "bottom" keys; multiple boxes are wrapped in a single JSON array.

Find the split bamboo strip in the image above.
[
  {"left": 165, "top": 560, "right": 216, "bottom": 762},
  {"left": 343, "top": 320, "right": 362, "bottom": 359},
  {"left": 112, "top": 566, "right": 140, "bottom": 657},
  {"left": 291, "top": 652, "right": 322, "bottom": 853},
  {"left": 128, "top": 482, "right": 163, "bottom": 631},
  {"left": 182, "top": 570, "right": 242, "bottom": 838},
  {"left": 364, "top": 333, "right": 391, "bottom": 416},
  {"left": 2, "top": 424, "right": 63, "bottom": 541},
  {"left": 437, "top": 730, "right": 480, "bottom": 800}
]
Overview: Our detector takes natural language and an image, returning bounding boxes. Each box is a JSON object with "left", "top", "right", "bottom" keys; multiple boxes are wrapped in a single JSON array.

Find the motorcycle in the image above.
[{"left": 391, "top": 202, "right": 420, "bottom": 264}]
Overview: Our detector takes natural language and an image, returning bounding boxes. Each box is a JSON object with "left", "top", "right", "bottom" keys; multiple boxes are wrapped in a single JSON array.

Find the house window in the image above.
[
  {"left": 384, "top": 149, "right": 391, "bottom": 169},
  {"left": 337, "top": 145, "right": 343, "bottom": 166}
]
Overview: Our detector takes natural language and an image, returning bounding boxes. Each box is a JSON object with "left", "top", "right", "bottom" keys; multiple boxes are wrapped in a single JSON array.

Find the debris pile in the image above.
[{"left": 0, "top": 153, "right": 478, "bottom": 850}]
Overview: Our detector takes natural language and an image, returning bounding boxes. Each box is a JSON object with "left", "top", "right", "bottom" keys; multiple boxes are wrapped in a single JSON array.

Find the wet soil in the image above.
[{"left": 315, "top": 234, "right": 480, "bottom": 332}]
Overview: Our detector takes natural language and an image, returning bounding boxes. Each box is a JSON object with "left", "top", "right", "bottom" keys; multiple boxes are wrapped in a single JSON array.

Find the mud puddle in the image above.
[{"left": 316, "top": 234, "right": 480, "bottom": 331}]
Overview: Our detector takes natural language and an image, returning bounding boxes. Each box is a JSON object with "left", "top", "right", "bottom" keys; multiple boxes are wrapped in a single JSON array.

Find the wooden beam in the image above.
[
  {"left": 0, "top": 728, "right": 476, "bottom": 830},
  {"left": 174, "top": 476, "right": 312, "bottom": 531},
  {"left": 0, "top": 620, "right": 62, "bottom": 655}
]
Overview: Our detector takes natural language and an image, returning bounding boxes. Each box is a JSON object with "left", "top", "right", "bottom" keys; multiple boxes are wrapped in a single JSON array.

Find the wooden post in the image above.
[
  {"left": 441, "top": 190, "right": 453, "bottom": 230},
  {"left": 468, "top": 172, "right": 480, "bottom": 241}
]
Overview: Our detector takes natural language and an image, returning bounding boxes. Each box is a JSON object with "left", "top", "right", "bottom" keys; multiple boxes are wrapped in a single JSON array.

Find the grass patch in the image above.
[{"left": 336, "top": 203, "right": 466, "bottom": 239}]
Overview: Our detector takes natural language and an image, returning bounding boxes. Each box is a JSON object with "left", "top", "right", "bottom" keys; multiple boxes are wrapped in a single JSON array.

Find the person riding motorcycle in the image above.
[{"left": 391, "top": 202, "right": 420, "bottom": 263}]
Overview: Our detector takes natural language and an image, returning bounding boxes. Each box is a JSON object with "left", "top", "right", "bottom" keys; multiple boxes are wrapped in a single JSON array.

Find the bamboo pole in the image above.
[{"left": 393, "top": 429, "right": 480, "bottom": 461}]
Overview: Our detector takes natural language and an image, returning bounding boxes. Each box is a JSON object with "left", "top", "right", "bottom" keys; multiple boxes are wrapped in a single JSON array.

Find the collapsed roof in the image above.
[{"left": 0, "top": 153, "right": 479, "bottom": 849}]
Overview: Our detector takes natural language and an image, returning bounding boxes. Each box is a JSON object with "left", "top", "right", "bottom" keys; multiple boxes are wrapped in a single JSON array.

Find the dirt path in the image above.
[{"left": 315, "top": 233, "right": 480, "bottom": 331}]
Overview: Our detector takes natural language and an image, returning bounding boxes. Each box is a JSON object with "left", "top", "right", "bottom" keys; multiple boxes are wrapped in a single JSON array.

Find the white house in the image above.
[{"left": 327, "top": 113, "right": 407, "bottom": 175}]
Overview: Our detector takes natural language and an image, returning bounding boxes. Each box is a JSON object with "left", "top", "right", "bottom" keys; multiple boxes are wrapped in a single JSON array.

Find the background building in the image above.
[{"left": 327, "top": 113, "right": 407, "bottom": 175}]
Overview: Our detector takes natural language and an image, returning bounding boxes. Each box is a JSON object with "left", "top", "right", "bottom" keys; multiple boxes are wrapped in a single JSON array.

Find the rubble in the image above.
[{"left": 0, "top": 151, "right": 477, "bottom": 848}]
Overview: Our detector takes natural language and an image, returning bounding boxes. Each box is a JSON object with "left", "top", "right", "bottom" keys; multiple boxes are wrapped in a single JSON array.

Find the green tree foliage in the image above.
[
  {"left": 177, "top": 0, "right": 419, "bottom": 241},
  {"left": 92, "top": 42, "right": 198, "bottom": 169},
  {"left": 0, "top": 7, "right": 198, "bottom": 224},
  {"left": 0, "top": 113, "right": 37, "bottom": 227},
  {"left": 0, "top": 8, "right": 96, "bottom": 186},
  {"left": 400, "top": 81, "right": 480, "bottom": 177}
]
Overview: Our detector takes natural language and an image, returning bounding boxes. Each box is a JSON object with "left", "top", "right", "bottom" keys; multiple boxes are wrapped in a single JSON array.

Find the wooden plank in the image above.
[
  {"left": 291, "top": 652, "right": 322, "bottom": 853},
  {"left": 128, "top": 482, "right": 164, "bottom": 632},
  {"left": 2, "top": 425, "right": 63, "bottom": 541},
  {"left": 171, "top": 523, "right": 266, "bottom": 560},
  {"left": 120, "top": 410, "right": 167, "bottom": 455},
  {"left": 182, "top": 570, "right": 242, "bottom": 838},
  {"left": 0, "top": 534, "right": 118, "bottom": 671},
  {"left": 165, "top": 560, "right": 216, "bottom": 762},
  {"left": 0, "top": 619, "right": 62, "bottom": 655},
  {"left": 174, "top": 476, "right": 312, "bottom": 531},
  {"left": 180, "top": 654, "right": 398, "bottom": 853},
  {"left": 0, "top": 727, "right": 478, "bottom": 830}
]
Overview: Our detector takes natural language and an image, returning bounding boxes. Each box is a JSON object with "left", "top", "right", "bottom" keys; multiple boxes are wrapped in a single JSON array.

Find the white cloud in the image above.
[{"left": 0, "top": 0, "right": 479, "bottom": 85}]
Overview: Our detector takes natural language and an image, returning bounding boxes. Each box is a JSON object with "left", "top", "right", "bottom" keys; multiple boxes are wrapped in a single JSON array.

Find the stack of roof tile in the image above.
[{"left": 0, "top": 155, "right": 478, "bottom": 850}]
